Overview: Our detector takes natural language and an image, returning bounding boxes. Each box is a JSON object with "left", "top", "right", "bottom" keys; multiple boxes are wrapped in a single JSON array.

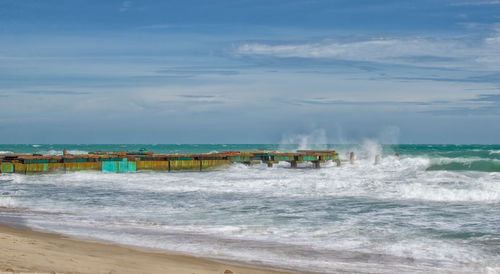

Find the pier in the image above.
[{"left": 0, "top": 150, "right": 339, "bottom": 174}]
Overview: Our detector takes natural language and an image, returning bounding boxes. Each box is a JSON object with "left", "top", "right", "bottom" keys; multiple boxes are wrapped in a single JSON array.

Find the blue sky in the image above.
[{"left": 1, "top": 0, "right": 500, "bottom": 144}]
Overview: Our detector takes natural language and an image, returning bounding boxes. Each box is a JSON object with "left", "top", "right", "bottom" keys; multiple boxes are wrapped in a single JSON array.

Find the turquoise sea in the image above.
[{"left": 1, "top": 144, "right": 500, "bottom": 273}]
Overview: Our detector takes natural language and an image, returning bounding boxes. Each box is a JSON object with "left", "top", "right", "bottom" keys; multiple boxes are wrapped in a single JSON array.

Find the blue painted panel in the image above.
[
  {"left": 127, "top": 161, "right": 137, "bottom": 172},
  {"left": 102, "top": 158, "right": 136, "bottom": 173},
  {"left": 102, "top": 161, "right": 118, "bottom": 173},
  {"left": 118, "top": 159, "right": 128, "bottom": 172}
]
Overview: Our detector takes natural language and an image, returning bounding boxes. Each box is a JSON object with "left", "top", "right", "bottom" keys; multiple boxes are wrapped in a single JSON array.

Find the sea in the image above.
[{"left": 0, "top": 144, "right": 499, "bottom": 273}]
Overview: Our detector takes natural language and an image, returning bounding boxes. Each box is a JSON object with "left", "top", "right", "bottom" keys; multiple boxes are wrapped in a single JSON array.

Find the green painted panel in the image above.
[
  {"left": 25, "top": 163, "right": 49, "bottom": 173},
  {"left": 0, "top": 163, "right": 14, "bottom": 173},
  {"left": 231, "top": 156, "right": 249, "bottom": 162}
]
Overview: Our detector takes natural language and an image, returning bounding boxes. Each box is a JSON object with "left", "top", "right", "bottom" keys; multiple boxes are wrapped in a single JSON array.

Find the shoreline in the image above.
[{"left": 0, "top": 222, "right": 293, "bottom": 274}]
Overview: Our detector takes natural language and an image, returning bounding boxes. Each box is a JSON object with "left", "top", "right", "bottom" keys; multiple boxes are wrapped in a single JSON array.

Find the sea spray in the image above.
[
  {"left": 278, "top": 128, "right": 328, "bottom": 151},
  {"left": 359, "top": 139, "right": 383, "bottom": 162}
]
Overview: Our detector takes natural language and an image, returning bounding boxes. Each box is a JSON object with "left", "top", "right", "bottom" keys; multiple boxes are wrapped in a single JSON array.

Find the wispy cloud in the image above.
[
  {"left": 450, "top": 1, "right": 500, "bottom": 6},
  {"left": 21, "top": 90, "right": 90, "bottom": 95},
  {"left": 235, "top": 33, "right": 500, "bottom": 70},
  {"left": 119, "top": 1, "right": 132, "bottom": 12},
  {"left": 293, "top": 99, "right": 437, "bottom": 106},
  {"left": 421, "top": 93, "right": 500, "bottom": 115},
  {"left": 178, "top": 94, "right": 215, "bottom": 99},
  {"left": 157, "top": 68, "right": 239, "bottom": 76},
  {"left": 237, "top": 39, "right": 458, "bottom": 61}
]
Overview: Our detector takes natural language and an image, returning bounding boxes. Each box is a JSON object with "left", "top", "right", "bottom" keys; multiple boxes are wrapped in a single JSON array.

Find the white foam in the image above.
[
  {"left": 43, "top": 149, "right": 88, "bottom": 155},
  {"left": 0, "top": 197, "right": 17, "bottom": 208},
  {"left": 395, "top": 181, "right": 500, "bottom": 202},
  {"left": 0, "top": 151, "right": 13, "bottom": 154},
  {"left": 2, "top": 151, "right": 500, "bottom": 273}
]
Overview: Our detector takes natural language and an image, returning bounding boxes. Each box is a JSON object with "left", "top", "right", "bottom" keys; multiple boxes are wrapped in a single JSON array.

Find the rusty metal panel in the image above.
[
  {"left": 169, "top": 160, "right": 200, "bottom": 171},
  {"left": 229, "top": 156, "right": 250, "bottom": 162},
  {"left": 14, "top": 163, "right": 26, "bottom": 174},
  {"left": 64, "top": 162, "right": 101, "bottom": 171},
  {"left": 136, "top": 160, "right": 169, "bottom": 171},
  {"left": 201, "top": 159, "right": 231, "bottom": 170},
  {"left": 48, "top": 163, "right": 65, "bottom": 172},
  {"left": 1, "top": 162, "right": 14, "bottom": 173},
  {"left": 25, "top": 163, "right": 64, "bottom": 173},
  {"left": 25, "top": 163, "right": 49, "bottom": 173}
]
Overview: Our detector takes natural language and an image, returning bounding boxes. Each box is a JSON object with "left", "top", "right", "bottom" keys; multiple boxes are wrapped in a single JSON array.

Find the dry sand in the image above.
[{"left": 0, "top": 224, "right": 292, "bottom": 274}]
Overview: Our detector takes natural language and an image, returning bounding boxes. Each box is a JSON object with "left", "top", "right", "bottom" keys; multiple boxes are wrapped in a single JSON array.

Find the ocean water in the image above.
[{"left": 1, "top": 144, "right": 500, "bottom": 273}]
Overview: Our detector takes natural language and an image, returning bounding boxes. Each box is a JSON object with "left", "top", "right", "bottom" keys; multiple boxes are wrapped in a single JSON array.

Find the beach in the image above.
[{"left": 0, "top": 223, "right": 289, "bottom": 274}]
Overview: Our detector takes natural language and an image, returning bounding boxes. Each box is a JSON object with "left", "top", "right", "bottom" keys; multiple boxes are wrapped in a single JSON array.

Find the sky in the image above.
[{"left": 1, "top": 0, "right": 500, "bottom": 144}]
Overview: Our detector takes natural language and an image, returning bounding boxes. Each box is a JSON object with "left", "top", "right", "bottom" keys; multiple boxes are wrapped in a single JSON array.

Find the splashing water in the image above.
[{"left": 279, "top": 129, "right": 328, "bottom": 151}]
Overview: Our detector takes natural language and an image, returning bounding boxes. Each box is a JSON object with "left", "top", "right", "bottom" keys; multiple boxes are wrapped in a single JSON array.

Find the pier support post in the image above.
[
  {"left": 267, "top": 162, "right": 273, "bottom": 168},
  {"left": 335, "top": 159, "right": 341, "bottom": 167},
  {"left": 350, "top": 152, "right": 355, "bottom": 164},
  {"left": 313, "top": 161, "right": 320, "bottom": 169},
  {"left": 290, "top": 161, "right": 297, "bottom": 168}
]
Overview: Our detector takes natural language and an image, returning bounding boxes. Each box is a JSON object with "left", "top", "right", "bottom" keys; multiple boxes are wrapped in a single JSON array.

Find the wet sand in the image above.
[{"left": 0, "top": 223, "right": 291, "bottom": 274}]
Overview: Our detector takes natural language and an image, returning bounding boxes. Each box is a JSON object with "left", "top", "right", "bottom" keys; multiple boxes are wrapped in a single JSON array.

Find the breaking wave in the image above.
[
  {"left": 426, "top": 158, "right": 500, "bottom": 172},
  {"left": 43, "top": 149, "right": 89, "bottom": 155},
  {"left": 0, "top": 197, "right": 17, "bottom": 208}
]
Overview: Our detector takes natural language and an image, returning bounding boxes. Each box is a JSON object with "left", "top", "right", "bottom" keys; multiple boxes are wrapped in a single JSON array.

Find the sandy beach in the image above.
[{"left": 0, "top": 223, "right": 291, "bottom": 274}]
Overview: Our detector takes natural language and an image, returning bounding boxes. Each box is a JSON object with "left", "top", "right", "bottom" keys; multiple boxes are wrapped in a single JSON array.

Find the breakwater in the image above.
[{"left": 0, "top": 150, "right": 339, "bottom": 174}]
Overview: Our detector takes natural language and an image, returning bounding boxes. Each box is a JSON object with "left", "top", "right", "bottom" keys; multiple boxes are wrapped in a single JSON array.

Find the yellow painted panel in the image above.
[
  {"left": 14, "top": 163, "right": 26, "bottom": 174},
  {"left": 170, "top": 160, "right": 200, "bottom": 171},
  {"left": 137, "top": 160, "right": 169, "bottom": 171},
  {"left": 201, "top": 159, "right": 231, "bottom": 170},
  {"left": 64, "top": 162, "right": 101, "bottom": 171}
]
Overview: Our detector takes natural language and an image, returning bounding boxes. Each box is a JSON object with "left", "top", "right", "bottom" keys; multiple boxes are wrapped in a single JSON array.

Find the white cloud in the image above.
[
  {"left": 450, "top": 1, "right": 500, "bottom": 6},
  {"left": 235, "top": 34, "right": 500, "bottom": 70}
]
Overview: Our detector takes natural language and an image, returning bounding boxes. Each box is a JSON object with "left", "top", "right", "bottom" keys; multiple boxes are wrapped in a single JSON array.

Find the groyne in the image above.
[{"left": 0, "top": 150, "right": 339, "bottom": 174}]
